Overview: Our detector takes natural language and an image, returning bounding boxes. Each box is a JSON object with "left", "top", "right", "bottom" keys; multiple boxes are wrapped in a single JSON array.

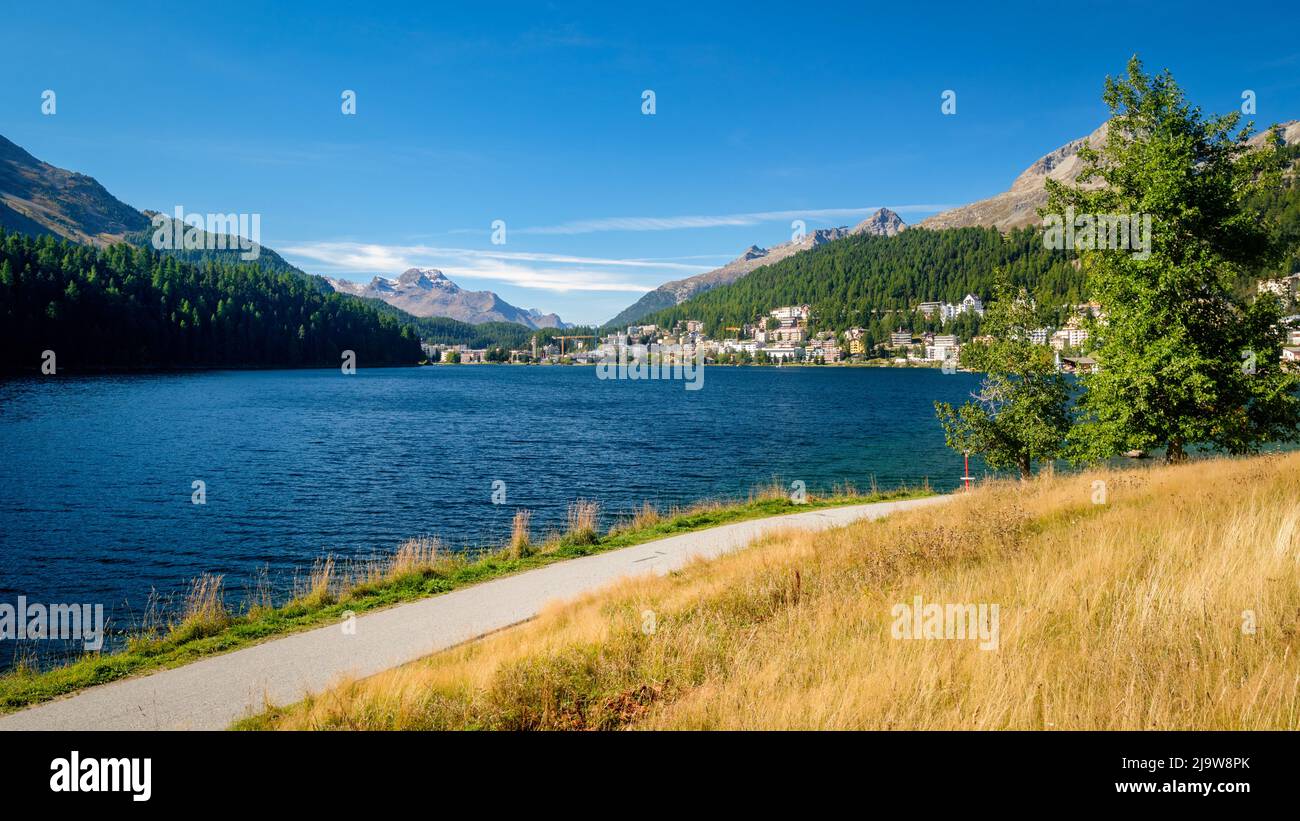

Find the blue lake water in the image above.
[{"left": 0, "top": 365, "right": 984, "bottom": 650}]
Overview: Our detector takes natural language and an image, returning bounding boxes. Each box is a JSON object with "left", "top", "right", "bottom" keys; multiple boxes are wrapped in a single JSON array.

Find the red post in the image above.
[{"left": 962, "top": 452, "right": 972, "bottom": 492}]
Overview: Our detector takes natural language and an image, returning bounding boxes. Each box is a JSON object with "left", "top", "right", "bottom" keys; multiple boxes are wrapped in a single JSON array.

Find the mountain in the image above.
[
  {"left": 0, "top": 134, "right": 150, "bottom": 245},
  {"left": 123, "top": 212, "right": 312, "bottom": 280},
  {"left": 605, "top": 207, "right": 906, "bottom": 327},
  {"left": 639, "top": 122, "right": 1300, "bottom": 347},
  {"left": 921, "top": 120, "right": 1300, "bottom": 231},
  {"left": 0, "top": 133, "right": 560, "bottom": 352},
  {"left": 326, "top": 268, "right": 568, "bottom": 329},
  {"left": 850, "top": 207, "right": 908, "bottom": 237},
  {"left": 0, "top": 133, "right": 313, "bottom": 282}
]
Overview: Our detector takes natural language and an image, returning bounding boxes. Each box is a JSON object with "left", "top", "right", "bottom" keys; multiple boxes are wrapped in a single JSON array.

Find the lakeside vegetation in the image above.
[
  {"left": 938, "top": 59, "right": 1300, "bottom": 475},
  {"left": 0, "top": 483, "right": 926, "bottom": 713},
  {"left": 643, "top": 225, "right": 1082, "bottom": 347},
  {"left": 239, "top": 450, "right": 1300, "bottom": 730}
]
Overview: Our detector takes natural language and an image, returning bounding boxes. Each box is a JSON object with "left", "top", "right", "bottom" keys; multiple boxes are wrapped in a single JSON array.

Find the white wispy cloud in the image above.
[
  {"left": 277, "top": 241, "right": 703, "bottom": 293},
  {"left": 515, "top": 204, "right": 955, "bottom": 235}
]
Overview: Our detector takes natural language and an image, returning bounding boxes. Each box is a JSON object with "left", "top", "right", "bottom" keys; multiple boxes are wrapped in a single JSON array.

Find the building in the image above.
[
  {"left": 770, "top": 325, "right": 807, "bottom": 344},
  {"left": 926, "top": 342, "right": 958, "bottom": 362},
  {"left": 443, "top": 346, "right": 488, "bottom": 363},
  {"left": 1060, "top": 355, "right": 1098, "bottom": 374},
  {"left": 807, "top": 336, "right": 842, "bottom": 363},
  {"left": 1029, "top": 328, "right": 1052, "bottom": 345},
  {"left": 722, "top": 339, "right": 760, "bottom": 355},
  {"left": 938, "top": 294, "right": 986, "bottom": 322},
  {"left": 917, "top": 301, "right": 943, "bottom": 319},
  {"left": 933, "top": 334, "right": 958, "bottom": 348},
  {"left": 1050, "top": 327, "right": 1089, "bottom": 351},
  {"left": 889, "top": 331, "right": 914, "bottom": 348},
  {"left": 769, "top": 305, "right": 811, "bottom": 322},
  {"left": 763, "top": 345, "right": 802, "bottom": 362},
  {"left": 1258, "top": 275, "right": 1299, "bottom": 303}
]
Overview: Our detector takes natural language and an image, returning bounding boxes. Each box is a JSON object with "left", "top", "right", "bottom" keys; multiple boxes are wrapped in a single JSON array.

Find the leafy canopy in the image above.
[
  {"left": 934, "top": 277, "right": 1072, "bottom": 478},
  {"left": 1044, "top": 56, "right": 1300, "bottom": 462}
]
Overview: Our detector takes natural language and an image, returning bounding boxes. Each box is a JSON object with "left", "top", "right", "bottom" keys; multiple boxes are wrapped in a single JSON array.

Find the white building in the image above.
[
  {"left": 722, "top": 339, "right": 760, "bottom": 355},
  {"left": 763, "top": 345, "right": 802, "bottom": 362},
  {"left": 769, "top": 305, "right": 811, "bottom": 322},
  {"left": 1050, "top": 327, "right": 1089, "bottom": 351},
  {"left": 938, "top": 294, "right": 985, "bottom": 322},
  {"left": 1258, "top": 276, "right": 1298, "bottom": 303},
  {"left": 926, "top": 343, "right": 958, "bottom": 362}
]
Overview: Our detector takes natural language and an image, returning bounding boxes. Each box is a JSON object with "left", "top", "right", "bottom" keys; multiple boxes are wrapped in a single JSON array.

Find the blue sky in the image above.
[{"left": 3, "top": 1, "right": 1300, "bottom": 324}]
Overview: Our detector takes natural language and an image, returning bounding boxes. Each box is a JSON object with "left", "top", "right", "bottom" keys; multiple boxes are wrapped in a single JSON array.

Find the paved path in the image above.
[{"left": 0, "top": 495, "right": 950, "bottom": 731}]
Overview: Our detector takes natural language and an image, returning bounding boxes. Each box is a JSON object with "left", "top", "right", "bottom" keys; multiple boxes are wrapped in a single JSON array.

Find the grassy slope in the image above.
[
  {"left": 0, "top": 487, "right": 922, "bottom": 713},
  {"left": 243, "top": 452, "right": 1300, "bottom": 730}
]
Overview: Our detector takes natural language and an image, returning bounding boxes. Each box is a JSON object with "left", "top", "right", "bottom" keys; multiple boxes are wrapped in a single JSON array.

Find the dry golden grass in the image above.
[
  {"left": 252, "top": 452, "right": 1300, "bottom": 731},
  {"left": 290, "top": 538, "right": 458, "bottom": 608},
  {"left": 168, "top": 573, "right": 231, "bottom": 643},
  {"left": 508, "top": 510, "right": 533, "bottom": 559},
  {"left": 628, "top": 501, "right": 662, "bottom": 530},
  {"left": 565, "top": 500, "right": 600, "bottom": 544}
]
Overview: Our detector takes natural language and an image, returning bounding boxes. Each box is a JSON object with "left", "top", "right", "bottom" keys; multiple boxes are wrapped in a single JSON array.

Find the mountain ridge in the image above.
[
  {"left": 921, "top": 119, "right": 1300, "bottom": 231},
  {"left": 0, "top": 133, "right": 559, "bottom": 337},
  {"left": 0, "top": 134, "right": 151, "bottom": 246},
  {"left": 326, "top": 268, "right": 568, "bottom": 329},
  {"left": 605, "top": 207, "right": 906, "bottom": 327}
]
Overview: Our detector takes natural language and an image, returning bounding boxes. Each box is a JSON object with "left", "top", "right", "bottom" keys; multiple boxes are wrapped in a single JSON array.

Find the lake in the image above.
[{"left": 0, "top": 365, "right": 983, "bottom": 650}]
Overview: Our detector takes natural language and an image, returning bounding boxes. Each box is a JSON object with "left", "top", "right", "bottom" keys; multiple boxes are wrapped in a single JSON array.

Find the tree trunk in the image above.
[
  {"left": 1165, "top": 438, "right": 1187, "bottom": 463},
  {"left": 1018, "top": 455, "right": 1032, "bottom": 479}
]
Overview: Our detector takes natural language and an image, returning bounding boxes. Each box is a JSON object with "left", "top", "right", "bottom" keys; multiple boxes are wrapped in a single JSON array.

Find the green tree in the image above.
[
  {"left": 1045, "top": 57, "right": 1300, "bottom": 462},
  {"left": 934, "top": 280, "right": 1072, "bottom": 478}
]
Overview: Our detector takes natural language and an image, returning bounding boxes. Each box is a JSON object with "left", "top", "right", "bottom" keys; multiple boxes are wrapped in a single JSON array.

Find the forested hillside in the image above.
[
  {"left": 1246, "top": 141, "right": 1300, "bottom": 277},
  {"left": 123, "top": 215, "right": 313, "bottom": 281},
  {"left": 0, "top": 229, "right": 423, "bottom": 372},
  {"left": 644, "top": 226, "right": 1083, "bottom": 342},
  {"left": 645, "top": 153, "right": 1300, "bottom": 349}
]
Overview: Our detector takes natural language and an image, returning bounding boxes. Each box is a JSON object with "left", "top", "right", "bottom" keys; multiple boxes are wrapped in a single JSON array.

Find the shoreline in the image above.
[
  {"left": 0, "top": 359, "right": 976, "bottom": 379},
  {"left": 0, "top": 486, "right": 931, "bottom": 714}
]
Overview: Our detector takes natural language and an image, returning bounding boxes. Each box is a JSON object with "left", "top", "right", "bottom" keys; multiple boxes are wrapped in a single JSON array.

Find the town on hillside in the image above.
[{"left": 420, "top": 273, "right": 1300, "bottom": 372}]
